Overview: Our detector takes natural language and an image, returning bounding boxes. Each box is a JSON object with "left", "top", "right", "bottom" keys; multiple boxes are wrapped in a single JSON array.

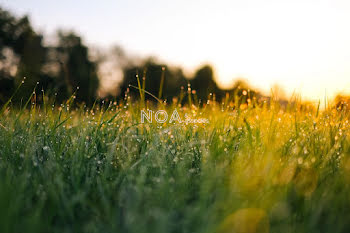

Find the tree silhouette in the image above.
[
  {"left": 119, "top": 58, "right": 187, "bottom": 101},
  {"left": 0, "top": 7, "right": 46, "bottom": 103},
  {"left": 54, "top": 31, "right": 99, "bottom": 104},
  {"left": 190, "top": 64, "right": 222, "bottom": 100}
]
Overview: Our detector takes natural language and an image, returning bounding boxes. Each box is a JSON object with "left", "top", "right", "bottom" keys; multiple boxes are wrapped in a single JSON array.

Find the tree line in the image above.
[{"left": 0, "top": 7, "right": 260, "bottom": 107}]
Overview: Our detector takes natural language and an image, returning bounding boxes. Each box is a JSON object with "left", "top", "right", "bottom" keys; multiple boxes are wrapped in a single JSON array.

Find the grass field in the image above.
[{"left": 0, "top": 91, "right": 350, "bottom": 233}]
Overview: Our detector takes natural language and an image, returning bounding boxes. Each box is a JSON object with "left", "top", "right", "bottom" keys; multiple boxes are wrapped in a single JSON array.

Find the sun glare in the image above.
[{"left": 155, "top": 0, "right": 350, "bottom": 101}]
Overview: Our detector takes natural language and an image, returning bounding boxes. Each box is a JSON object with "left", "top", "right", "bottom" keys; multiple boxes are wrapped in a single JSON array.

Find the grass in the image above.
[{"left": 0, "top": 88, "right": 350, "bottom": 233}]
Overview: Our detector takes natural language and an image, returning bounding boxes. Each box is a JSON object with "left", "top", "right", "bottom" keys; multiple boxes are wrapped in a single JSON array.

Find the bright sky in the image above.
[{"left": 1, "top": 0, "right": 350, "bottom": 101}]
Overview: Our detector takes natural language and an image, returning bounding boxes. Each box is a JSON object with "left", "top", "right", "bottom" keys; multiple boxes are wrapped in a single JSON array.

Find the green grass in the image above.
[{"left": 0, "top": 94, "right": 350, "bottom": 233}]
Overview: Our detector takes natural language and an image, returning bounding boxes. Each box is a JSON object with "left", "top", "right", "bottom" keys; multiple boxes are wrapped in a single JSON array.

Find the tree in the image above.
[
  {"left": 0, "top": 7, "right": 46, "bottom": 104},
  {"left": 54, "top": 31, "right": 99, "bottom": 104},
  {"left": 190, "top": 64, "right": 222, "bottom": 100},
  {"left": 119, "top": 58, "right": 187, "bottom": 101}
]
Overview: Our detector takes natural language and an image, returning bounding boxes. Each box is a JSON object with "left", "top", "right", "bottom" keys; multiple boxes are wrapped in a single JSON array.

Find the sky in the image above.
[{"left": 1, "top": 0, "right": 350, "bottom": 101}]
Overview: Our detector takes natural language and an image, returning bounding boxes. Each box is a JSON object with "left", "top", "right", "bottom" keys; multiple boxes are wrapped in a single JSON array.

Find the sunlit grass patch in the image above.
[{"left": 0, "top": 92, "right": 350, "bottom": 233}]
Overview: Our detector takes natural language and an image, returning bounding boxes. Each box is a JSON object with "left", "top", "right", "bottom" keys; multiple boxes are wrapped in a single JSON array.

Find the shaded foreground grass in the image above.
[{"left": 0, "top": 98, "right": 350, "bottom": 233}]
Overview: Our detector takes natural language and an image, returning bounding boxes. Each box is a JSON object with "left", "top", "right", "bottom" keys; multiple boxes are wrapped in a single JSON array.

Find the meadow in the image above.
[{"left": 0, "top": 88, "right": 350, "bottom": 233}]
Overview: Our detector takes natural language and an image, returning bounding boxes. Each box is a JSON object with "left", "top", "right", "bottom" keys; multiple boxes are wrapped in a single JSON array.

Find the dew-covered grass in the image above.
[{"left": 1, "top": 94, "right": 350, "bottom": 233}]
